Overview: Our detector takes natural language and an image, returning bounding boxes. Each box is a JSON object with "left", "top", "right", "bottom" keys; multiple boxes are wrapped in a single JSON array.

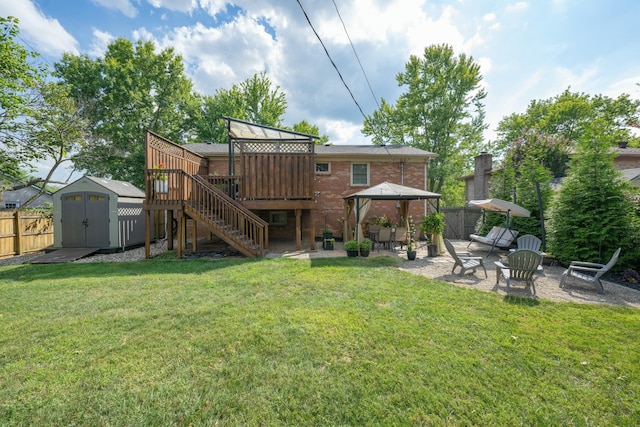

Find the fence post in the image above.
[{"left": 15, "top": 211, "right": 23, "bottom": 255}]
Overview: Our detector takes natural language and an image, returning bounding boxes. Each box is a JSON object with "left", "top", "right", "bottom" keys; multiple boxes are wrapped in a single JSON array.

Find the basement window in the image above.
[{"left": 269, "top": 211, "right": 287, "bottom": 225}]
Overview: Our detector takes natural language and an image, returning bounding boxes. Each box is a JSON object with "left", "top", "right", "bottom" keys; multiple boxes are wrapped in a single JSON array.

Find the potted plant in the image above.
[
  {"left": 344, "top": 240, "right": 359, "bottom": 257},
  {"left": 152, "top": 163, "right": 168, "bottom": 194},
  {"left": 406, "top": 216, "right": 417, "bottom": 260},
  {"left": 322, "top": 227, "right": 333, "bottom": 240},
  {"left": 359, "top": 239, "right": 373, "bottom": 257},
  {"left": 323, "top": 237, "right": 335, "bottom": 250},
  {"left": 420, "top": 212, "right": 445, "bottom": 257}
]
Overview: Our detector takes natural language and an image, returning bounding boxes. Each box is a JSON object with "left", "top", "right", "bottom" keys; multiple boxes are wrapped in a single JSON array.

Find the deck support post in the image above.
[
  {"left": 295, "top": 209, "right": 302, "bottom": 251},
  {"left": 310, "top": 208, "right": 316, "bottom": 251}
]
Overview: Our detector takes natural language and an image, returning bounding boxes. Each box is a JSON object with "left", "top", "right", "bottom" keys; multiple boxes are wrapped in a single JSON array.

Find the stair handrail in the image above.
[{"left": 188, "top": 174, "right": 268, "bottom": 256}]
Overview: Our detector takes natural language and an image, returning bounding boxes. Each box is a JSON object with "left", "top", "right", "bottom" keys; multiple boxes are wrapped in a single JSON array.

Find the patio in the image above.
[{"left": 266, "top": 238, "right": 640, "bottom": 309}]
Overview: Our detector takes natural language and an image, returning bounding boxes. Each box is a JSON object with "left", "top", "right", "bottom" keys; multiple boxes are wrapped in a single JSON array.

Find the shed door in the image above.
[{"left": 61, "top": 192, "right": 110, "bottom": 248}]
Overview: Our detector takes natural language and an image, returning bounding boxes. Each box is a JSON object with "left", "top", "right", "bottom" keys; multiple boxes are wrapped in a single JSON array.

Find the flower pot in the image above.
[
  {"left": 323, "top": 239, "right": 334, "bottom": 250},
  {"left": 407, "top": 250, "right": 417, "bottom": 260},
  {"left": 154, "top": 180, "right": 168, "bottom": 194},
  {"left": 360, "top": 249, "right": 370, "bottom": 258},
  {"left": 427, "top": 244, "right": 437, "bottom": 257},
  {"left": 346, "top": 249, "right": 359, "bottom": 257}
]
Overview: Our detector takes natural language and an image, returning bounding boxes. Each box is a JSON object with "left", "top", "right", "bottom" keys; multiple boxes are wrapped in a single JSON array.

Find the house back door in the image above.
[{"left": 61, "top": 192, "right": 110, "bottom": 248}]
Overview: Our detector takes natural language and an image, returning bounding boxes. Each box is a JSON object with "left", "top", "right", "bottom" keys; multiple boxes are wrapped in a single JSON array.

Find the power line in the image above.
[
  {"left": 331, "top": 0, "right": 380, "bottom": 110},
  {"left": 295, "top": 0, "right": 368, "bottom": 121}
]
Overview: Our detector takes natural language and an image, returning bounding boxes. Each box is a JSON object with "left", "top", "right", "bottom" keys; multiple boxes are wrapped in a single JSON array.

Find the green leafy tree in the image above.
[
  {"left": 0, "top": 16, "right": 46, "bottom": 177},
  {"left": 363, "top": 44, "right": 487, "bottom": 204},
  {"left": 192, "top": 72, "right": 287, "bottom": 144},
  {"left": 291, "top": 120, "right": 329, "bottom": 145},
  {"left": 0, "top": 17, "right": 86, "bottom": 208},
  {"left": 493, "top": 89, "right": 640, "bottom": 159},
  {"left": 482, "top": 136, "right": 554, "bottom": 242},
  {"left": 54, "top": 37, "right": 196, "bottom": 187},
  {"left": 547, "top": 119, "right": 639, "bottom": 269}
]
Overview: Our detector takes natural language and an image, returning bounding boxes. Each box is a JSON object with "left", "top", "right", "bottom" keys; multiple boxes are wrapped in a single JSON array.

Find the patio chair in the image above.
[
  {"left": 510, "top": 234, "right": 545, "bottom": 270},
  {"left": 444, "top": 238, "right": 487, "bottom": 278},
  {"left": 393, "top": 227, "right": 409, "bottom": 249},
  {"left": 495, "top": 249, "right": 542, "bottom": 295},
  {"left": 559, "top": 248, "right": 621, "bottom": 294},
  {"left": 377, "top": 227, "right": 391, "bottom": 251}
]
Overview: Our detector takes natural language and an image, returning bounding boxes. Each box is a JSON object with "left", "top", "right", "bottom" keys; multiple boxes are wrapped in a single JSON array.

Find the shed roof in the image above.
[{"left": 61, "top": 176, "right": 145, "bottom": 198}]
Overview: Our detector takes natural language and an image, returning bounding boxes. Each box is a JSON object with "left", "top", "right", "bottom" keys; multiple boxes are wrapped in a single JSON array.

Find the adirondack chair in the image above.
[
  {"left": 559, "top": 248, "right": 621, "bottom": 294},
  {"left": 510, "top": 234, "right": 544, "bottom": 270},
  {"left": 495, "top": 249, "right": 542, "bottom": 295},
  {"left": 444, "top": 238, "right": 487, "bottom": 278}
]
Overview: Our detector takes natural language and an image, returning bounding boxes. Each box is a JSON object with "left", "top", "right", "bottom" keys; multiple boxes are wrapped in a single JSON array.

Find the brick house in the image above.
[
  {"left": 143, "top": 118, "right": 438, "bottom": 257},
  {"left": 187, "top": 142, "right": 439, "bottom": 241}
]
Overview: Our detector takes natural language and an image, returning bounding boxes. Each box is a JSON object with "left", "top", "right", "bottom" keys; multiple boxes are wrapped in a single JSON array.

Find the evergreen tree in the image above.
[{"left": 548, "top": 120, "right": 639, "bottom": 268}]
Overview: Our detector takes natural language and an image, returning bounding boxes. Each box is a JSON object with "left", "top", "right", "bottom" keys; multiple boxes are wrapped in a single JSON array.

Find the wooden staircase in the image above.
[{"left": 184, "top": 175, "right": 268, "bottom": 257}]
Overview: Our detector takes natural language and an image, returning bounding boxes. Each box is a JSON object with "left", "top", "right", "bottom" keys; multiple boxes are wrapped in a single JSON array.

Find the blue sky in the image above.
[{"left": 3, "top": 0, "right": 640, "bottom": 150}]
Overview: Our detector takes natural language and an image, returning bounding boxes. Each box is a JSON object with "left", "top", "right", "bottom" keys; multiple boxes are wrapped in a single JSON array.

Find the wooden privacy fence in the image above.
[
  {"left": 0, "top": 211, "right": 54, "bottom": 257},
  {"left": 441, "top": 206, "right": 483, "bottom": 240}
]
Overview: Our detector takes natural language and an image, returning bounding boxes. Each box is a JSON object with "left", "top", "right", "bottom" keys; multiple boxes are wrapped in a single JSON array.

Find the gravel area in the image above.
[{"left": 2, "top": 239, "right": 638, "bottom": 308}]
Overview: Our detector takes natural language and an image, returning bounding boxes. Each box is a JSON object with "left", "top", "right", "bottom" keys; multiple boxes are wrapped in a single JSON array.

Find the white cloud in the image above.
[
  {"left": 89, "top": 29, "right": 115, "bottom": 57},
  {"left": 156, "top": 15, "right": 283, "bottom": 93},
  {"left": 506, "top": 2, "right": 528, "bottom": 13},
  {"left": 317, "top": 118, "right": 371, "bottom": 145},
  {"left": 91, "top": 0, "right": 138, "bottom": 18},
  {"left": 146, "top": 0, "right": 199, "bottom": 14},
  {"left": 0, "top": 0, "right": 79, "bottom": 56}
]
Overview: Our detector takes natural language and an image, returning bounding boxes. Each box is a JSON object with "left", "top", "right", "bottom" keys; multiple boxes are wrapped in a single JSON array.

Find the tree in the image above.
[
  {"left": 0, "top": 17, "right": 85, "bottom": 209},
  {"left": 54, "top": 38, "right": 197, "bottom": 187},
  {"left": 493, "top": 89, "right": 640, "bottom": 159},
  {"left": 15, "top": 82, "right": 88, "bottom": 208},
  {"left": 362, "top": 44, "right": 487, "bottom": 204},
  {"left": 192, "top": 72, "right": 287, "bottom": 144},
  {"left": 547, "top": 119, "right": 639, "bottom": 269},
  {"left": 291, "top": 120, "right": 329, "bottom": 145},
  {"left": 0, "top": 16, "right": 46, "bottom": 177}
]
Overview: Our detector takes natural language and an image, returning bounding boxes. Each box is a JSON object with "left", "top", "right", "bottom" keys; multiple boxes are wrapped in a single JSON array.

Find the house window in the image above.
[
  {"left": 269, "top": 211, "right": 287, "bottom": 225},
  {"left": 315, "top": 162, "right": 331, "bottom": 174},
  {"left": 351, "top": 163, "right": 369, "bottom": 186},
  {"left": 4, "top": 202, "right": 18, "bottom": 209}
]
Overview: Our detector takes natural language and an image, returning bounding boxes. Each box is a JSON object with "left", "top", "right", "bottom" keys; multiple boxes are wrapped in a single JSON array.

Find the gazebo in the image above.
[{"left": 343, "top": 181, "right": 442, "bottom": 243}]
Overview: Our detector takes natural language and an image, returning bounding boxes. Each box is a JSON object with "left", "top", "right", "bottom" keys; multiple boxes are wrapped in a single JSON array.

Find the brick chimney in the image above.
[{"left": 473, "top": 152, "right": 492, "bottom": 200}]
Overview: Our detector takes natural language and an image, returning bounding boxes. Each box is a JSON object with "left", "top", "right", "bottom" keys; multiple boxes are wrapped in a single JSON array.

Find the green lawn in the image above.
[{"left": 1, "top": 255, "right": 639, "bottom": 426}]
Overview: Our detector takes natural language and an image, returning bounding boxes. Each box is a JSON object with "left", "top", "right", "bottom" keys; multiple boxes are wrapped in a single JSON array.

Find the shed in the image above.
[{"left": 52, "top": 176, "right": 148, "bottom": 251}]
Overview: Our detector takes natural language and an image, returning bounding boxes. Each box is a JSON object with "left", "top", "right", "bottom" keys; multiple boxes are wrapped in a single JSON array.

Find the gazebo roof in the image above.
[{"left": 345, "top": 181, "right": 441, "bottom": 200}]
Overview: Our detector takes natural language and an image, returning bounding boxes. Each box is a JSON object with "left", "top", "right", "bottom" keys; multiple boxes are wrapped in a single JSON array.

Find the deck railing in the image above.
[{"left": 188, "top": 175, "right": 268, "bottom": 256}]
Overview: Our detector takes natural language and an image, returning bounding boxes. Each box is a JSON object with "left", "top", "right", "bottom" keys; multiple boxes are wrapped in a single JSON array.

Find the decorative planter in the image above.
[
  {"left": 346, "top": 249, "right": 359, "bottom": 257},
  {"left": 407, "top": 250, "right": 417, "bottom": 260},
  {"left": 360, "top": 249, "right": 370, "bottom": 258},
  {"left": 427, "top": 244, "right": 437, "bottom": 257},
  {"left": 154, "top": 180, "right": 168, "bottom": 194},
  {"left": 323, "top": 239, "right": 335, "bottom": 250}
]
